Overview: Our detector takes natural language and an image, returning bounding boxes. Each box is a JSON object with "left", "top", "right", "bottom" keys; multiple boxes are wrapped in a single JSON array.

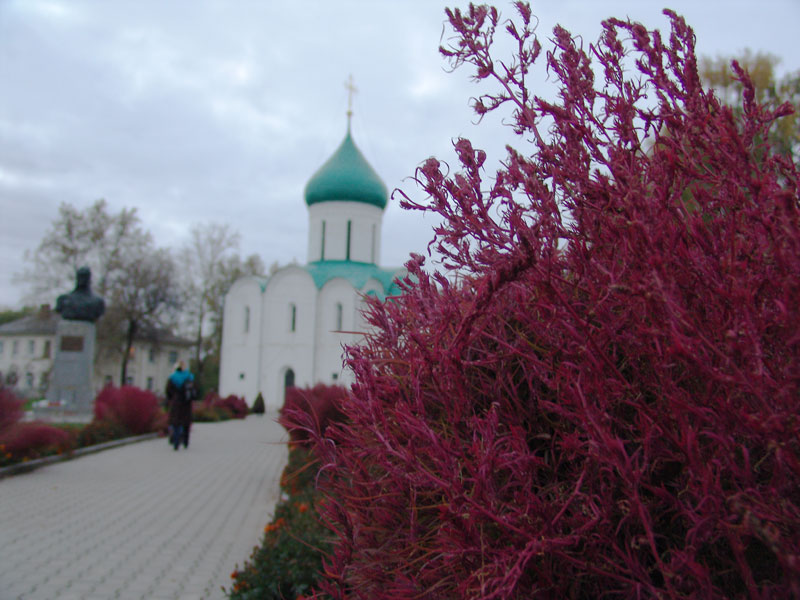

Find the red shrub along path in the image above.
[
  {"left": 1, "top": 423, "right": 72, "bottom": 460},
  {"left": 201, "top": 392, "right": 249, "bottom": 419},
  {"left": 94, "top": 386, "right": 165, "bottom": 436},
  {"left": 0, "top": 387, "right": 73, "bottom": 462},
  {"left": 297, "top": 4, "right": 800, "bottom": 599},
  {"left": 280, "top": 384, "right": 348, "bottom": 446}
]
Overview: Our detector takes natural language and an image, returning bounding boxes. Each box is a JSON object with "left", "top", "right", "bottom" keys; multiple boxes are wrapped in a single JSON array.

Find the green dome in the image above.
[{"left": 304, "top": 130, "right": 388, "bottom": 209}]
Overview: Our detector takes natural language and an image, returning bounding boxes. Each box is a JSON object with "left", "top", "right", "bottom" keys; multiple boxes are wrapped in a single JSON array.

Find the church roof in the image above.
[
  {"left": 304, "top": 260, "right": 405, "bottom": 298},
  {"left": 304, "top": 130, "right": 388, "bottom": 209}
]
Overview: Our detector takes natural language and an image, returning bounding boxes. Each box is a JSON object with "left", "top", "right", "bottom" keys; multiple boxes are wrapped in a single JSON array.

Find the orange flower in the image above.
[
  {"left": 264, "top": 517, "right": 286, "bottom": 533},
  {"left": 298, "top": 502, "right": 309, "bottom": 514}
]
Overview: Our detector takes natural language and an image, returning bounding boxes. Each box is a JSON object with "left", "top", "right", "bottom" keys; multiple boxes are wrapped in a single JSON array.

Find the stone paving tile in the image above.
[{"left": 0, "top": 415, "right": 287, "bottom": 600}]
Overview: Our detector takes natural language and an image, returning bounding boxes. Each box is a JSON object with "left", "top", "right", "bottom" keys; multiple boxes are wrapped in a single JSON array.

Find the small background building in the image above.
[
  {"left": 0, "top": 305, "right": 194, "bottom": 399},
  {"left": 94, "top": 327, "right": 195, "bottom": 394},
  {"left": 0, "top": 305, "right": 57, "bottom": 398},
  {"left": 219, "top": 120, "right": 406, "bottom": 411}
]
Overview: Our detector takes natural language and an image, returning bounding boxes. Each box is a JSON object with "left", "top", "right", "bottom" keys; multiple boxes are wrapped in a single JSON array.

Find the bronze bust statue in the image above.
[{"left": 55, "top": 266, "right": 106, "bottom": 322}]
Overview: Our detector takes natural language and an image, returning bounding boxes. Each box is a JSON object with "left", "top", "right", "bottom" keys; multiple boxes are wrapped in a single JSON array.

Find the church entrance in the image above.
[{"left": 284, "top": 368, "right": 295, "bottom": 398}]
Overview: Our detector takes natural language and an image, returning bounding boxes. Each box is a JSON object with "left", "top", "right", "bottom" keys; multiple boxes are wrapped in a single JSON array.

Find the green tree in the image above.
[{"left": 700, "top": 49, "right": 800, "bottom": 158}]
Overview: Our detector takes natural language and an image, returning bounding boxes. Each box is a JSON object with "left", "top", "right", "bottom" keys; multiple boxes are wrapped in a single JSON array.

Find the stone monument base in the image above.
[
  {"left": 31, "top": 405, "right": 93, "bottom": 424},
  {"left": 44, "top": 319, "right": 96, "bottom": 420}
]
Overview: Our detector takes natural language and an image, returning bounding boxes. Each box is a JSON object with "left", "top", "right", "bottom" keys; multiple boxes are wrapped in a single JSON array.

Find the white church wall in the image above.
[
  {"left": 356, "top": 278, "right": 387, "bottom": 333},
  {"left": 219, "top": 126, "right": 406, "bottom": 413},
  {"left": 307, "top": 201, "right": 383, "bottom": 264},
  {"left": 314, "top": 278, "right": 366, "bottom": 387},
  {"left": 260, "top": 267, "right": 318, "bottom": 411},
  {"left": 219, "top": 276, "right": 265, "bottom": 403}
]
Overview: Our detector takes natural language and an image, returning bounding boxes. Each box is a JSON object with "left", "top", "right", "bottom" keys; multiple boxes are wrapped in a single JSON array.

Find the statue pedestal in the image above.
[{"left": 43, "top": 319, "right": 96, "bottom": 420}]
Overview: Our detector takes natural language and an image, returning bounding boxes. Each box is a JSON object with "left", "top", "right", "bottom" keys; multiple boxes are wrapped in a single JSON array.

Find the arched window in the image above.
[
  {"left": 289, "top": 303, "right": 297, "bottom": 332},
  {"left": 336, "top": 302, "right": 343, "bottom": 330},
  {"left": 284, "top": 368, "right": 295, "bottom": 398},
  {"left": 244, "top": 306, "right": 250, "bottom": 333},
  {"left": 321, "top": 220, "right": 326, "bottom": 261}
]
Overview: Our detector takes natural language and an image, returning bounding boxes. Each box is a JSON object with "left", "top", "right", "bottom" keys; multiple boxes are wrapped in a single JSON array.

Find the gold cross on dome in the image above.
[{"left": 345, "top": 74, "right": 358, "bottom": 126}]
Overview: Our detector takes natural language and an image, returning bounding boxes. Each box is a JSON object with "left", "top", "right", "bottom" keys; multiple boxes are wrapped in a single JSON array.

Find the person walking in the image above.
[{"left": 165, "top": 361, "right": 197, "bottom": 450}]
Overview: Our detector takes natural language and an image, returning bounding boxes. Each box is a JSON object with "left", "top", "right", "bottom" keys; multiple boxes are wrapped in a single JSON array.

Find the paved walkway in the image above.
[{"left": 0, "top": 415, "right": 288, "bottom": 600}]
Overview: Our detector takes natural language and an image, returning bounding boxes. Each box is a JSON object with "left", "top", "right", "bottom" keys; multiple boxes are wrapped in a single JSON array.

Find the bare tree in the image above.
[
  {"left": 19, "top": 203, "right": 261, "bottom": 389},
  {"left": 15, "top": 199, "right": 144, "bottom": 301},
  {"left": 102, "top": 244, "right": 181, "bottom": 384},
  {"left": 179, "top": 223, "right": 264, "bottom": 382}
]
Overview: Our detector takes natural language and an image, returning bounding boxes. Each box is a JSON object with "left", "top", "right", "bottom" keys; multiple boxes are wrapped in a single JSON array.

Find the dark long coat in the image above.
[{"left": 165, "top": 379, "right": 192, "bottom": 428}]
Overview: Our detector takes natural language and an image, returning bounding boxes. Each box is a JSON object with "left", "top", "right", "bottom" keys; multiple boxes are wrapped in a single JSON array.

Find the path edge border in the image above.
[{"left": 0, "top": 432, "right": 160, "bottom": 480}]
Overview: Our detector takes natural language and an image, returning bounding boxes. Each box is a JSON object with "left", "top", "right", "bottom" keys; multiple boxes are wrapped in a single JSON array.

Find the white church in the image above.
[{"left": 219, "top": 117, "right": 406, "bottom": 411}]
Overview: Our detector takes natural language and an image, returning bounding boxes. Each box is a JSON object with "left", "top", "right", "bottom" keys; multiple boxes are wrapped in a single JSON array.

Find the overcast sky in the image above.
[{"left": 1, "top": 0, "right": 798, "bottom": 309}]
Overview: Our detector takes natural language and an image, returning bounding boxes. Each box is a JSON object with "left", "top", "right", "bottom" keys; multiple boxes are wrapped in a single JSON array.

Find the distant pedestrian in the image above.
[{"left": 165, "top": 361, "right": 197, "bottom": 450}]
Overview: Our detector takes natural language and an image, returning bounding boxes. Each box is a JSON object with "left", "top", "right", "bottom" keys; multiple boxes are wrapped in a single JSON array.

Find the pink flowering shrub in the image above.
[
  {"left": 0, "top": 387, "right": 73, "bottom": 464},
  {"left": 301, "top": 4, "right": 800, "bottom": 599},
  {"left": 94, "top": 385, "right": 166, "bottom": 436},
  {"left": 279, "top": 384, "right": 348, "bottom": 447},
  {"left": 215, "top": 394, "right": 249, "bottom": 419},
  {"left": 0, "top": 422, "right": 73, "bottom": 462},
  {"left": 195, "top": 392, "right": 249, "bottom": 421}
]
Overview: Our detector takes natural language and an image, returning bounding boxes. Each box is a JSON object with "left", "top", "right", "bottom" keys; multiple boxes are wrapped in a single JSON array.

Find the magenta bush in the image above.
[
  {"left": 304, "top": 4, "right": 800, "bottom": 599},
  {"left": 216, "top": 394, "right": 249, "bottom": 419},
  {"left": 0, "top": 387, "right": 73, "bottom": 463},
  {"left": 94, "top": 385, "right": 165, "bottom": 436},
  {"left": 1, "top": 422, "right": 73, "bottom": 461},
  {"left": 199, "top": 392, "right": 248, "bottom": 420},
  {"left": 279, "top": 384, "right": 348, "bottom": 446}
]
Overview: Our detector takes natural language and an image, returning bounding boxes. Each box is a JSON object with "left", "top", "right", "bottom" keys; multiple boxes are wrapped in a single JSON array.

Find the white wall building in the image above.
[
  {"left": 0, "top": 306, "right": 56, "bottom": 398},
  {"left": 0, "top": 305, "right": 194, "bottom": 399},
  {"left": 219, "top": 122, "right": 405, "bottom": 411}
]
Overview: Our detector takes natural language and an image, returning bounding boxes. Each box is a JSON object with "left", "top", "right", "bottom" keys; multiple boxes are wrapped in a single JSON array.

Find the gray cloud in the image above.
[{"left": 1, "top": 0, "right": 798, "bottom": 307}]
